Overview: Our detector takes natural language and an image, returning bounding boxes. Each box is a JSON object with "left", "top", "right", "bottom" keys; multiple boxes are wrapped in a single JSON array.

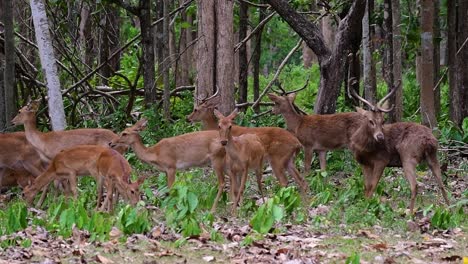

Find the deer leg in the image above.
[
  {"left": 318, "top": 151, "right": 327, "bottom": 171},
  {"left": 255, "top": 166, "right": 265, "bottom": 203},
  {"left": 211, "top": 160, "right": 225, "bottom": 213},
  {"left": 426, "top": 155, "right": 450, "bottom": 206},
  {"left": 235, "top": 167, "right": 249, "bottom": 209},
  {"left": 285, "top": 157, "right": 308, "bottom": 194},
  {"left": 270, "top": 157, "right": 289, "bottom": 187},
  {"left": 361, "top": 165, "right": 374, "bottom": 197},
  {"left": 367, "top": 162, "right": 385, "bottom": 198},
  {"left": 402, "top": 160, "right": 418, "bottom": 214},
  {"left": 165, "top": 168, "right": 176, "bottom": 188},
  {"left": 303, "top": 147, "right": 314, "bottom": 175},
  {"left": 101, "top": 179, "right": 114, "bottom": 212}
]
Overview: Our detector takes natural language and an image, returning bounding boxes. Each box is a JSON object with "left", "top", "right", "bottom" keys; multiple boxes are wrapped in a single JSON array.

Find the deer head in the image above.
[
  {"left": 12, "top": 99, "right": 41, "bottom": 126},
  {"left": 350, "top": 82, "right": 398, "bottom": 142},
  {"left": 186, "top": 89, "right": 220, "bottom": 123},
  {"left": 111, "top": 118, "right": 148, "bottom": 147},
  {"left": 268, "top": 93, "right": 299, "bottom": 115},
  {"left": 214, "top": 109, "right": 238, "bottom": 146},
  {"left": 120, "top": 175, "right": 147, "bottom": 205}
]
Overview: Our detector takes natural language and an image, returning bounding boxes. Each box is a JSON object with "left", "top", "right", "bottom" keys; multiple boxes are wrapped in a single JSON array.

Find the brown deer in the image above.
[
  {"left": 214, "top": 109, "right": 265, "bottom": 211},
  {"left": 186, "top": 94, "right": 308, "bottom": 193},
  {"left": 0, "top": 168, "right": 35, "bottom": 189},
  {"left": 12, "top": 99, "right": 126, "bottom": 206},
  {"left": 110, "top": 119, "right": 228, "bottom": 212},
  {"left": 23, "top": 145, "right": 144, "bottom": 212},
  {"left": 350, "top": 89, "right": 450, "bottom": 214},
  {"left": 267, "top": 92, "right": 364, "bottom": 174}
]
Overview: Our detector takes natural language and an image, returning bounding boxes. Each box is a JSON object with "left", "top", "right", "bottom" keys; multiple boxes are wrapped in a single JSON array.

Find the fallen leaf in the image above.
[
  {"left": 109, "top": 227, "right": 122, "bottom": 240},
  {"left": 95, "top": 255, "right": 114, "bottom": 264},
  {"left": 358, "top": 230, "right": 379, "bottom": 239},
  {"left": 371, "top": 243, "right": 388, "bottom": 251}
]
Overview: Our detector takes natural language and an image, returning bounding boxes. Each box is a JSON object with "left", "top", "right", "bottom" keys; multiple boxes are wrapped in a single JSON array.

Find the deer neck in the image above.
[
  {"left": 351, "top": 123, "right": 378, "bottom": 153},
  {"left": 129, "top": 134, "right": 154, "bottom": 164},
  {"left": 22, "top": 115, "right": 47, "bottom": 153},
  {"left": 281, "top": 109, "right": 303, "bottom": 134},
  {"left": 201, "top": 112, "right": 219, "bottom": 130},
  {"left": 225, "top": 134, "right": 241, "bottom": 161}
]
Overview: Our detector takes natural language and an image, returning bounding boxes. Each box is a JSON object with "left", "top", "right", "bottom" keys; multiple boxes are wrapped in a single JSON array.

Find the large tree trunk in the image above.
[
  {"left": 196, "top": 0, "right": 215, "bottom": 101},
  {"left": 2, "top": 0, "right": 16, "bottom": 130},
  {"left": 362, "top": 0, "right": 376, "bottom": 104},
  {"left": 447, "top": 0, "right": 460, "bottom": 124},
  {"left": 382, "top": 0, "right": 394, "bottom": 108},
  {"left": 238, "top": 1, "right": 249, "bottom": 110},
  {"left": 215, "top": 0, "right": 235, "bottom": 115},
  {"left": 30, "top": 0, "right": 66, "bottom": 130},
  {"left": 420, "top": 0, "right": 437, "bottom": 128},
  {"left": 140, "top": 0, "right": 156, "bottom": 107},
  {"left": 266, "top": 0, "right": 366, "bottom": 114},
  {"left": 391, "top": 0, "right": 402, "bottom": 122}
]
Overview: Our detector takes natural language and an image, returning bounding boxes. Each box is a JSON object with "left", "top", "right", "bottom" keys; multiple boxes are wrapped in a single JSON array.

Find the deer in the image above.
[
  {"left": 109, "top": 119, "right": 228, "bottom": 212},
  {"left": 267, "top": 91, "right": 365, "bottom": 174},
  {"left": 214, "top": 109, "right": 266, "bottom": 212},
  {"left": 0, "top": 168, "right": 35, "bottom": 190},
  {"left": 349, "top": 87, "right": 450, "bottom": 214},
  {"left": 186, "top": 92, "right": 308, "bottom": 194},
  {"left": 12, "top": 99, "right": 126, "bottom": 206},
  {"left": 23, "top": 145, "right": 145, "bottom": 212}
]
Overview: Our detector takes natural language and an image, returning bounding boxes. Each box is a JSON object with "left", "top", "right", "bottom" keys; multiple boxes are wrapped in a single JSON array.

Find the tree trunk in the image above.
[
  {"left": 252, "top": 5, "right": 266, "bottom": 113},
  {"left": 458, "top": 0, "right": 468, "bottom": 120},
  {"left": 238, "top": 1, "right": 249, "bottom": 110},
  {"left": 2, "top": 0, "right": 16, "bottom": 130},
  {"left": 162, "top": 0, "right": 171, "bottom": 119},
  {"left": 79, "top": 2, "right": 94, "bottom": 68},
  {"left": 362, "top": 0, "right": 376, "bottom": 105},
  {"left": 391, "top": 0, "right": 402, "bottom": 122},
  {"left": 266, "top": 0, "right": 366, "bottom": 114},
  {"left": 196, "top": 0, "right": 215, "bottom": 102},
  {"left": 433, "top": 0, "right": 440, "bottom": 115},
  {"left": 420, "top": 0, "right": 437, "bottom": 128},
  {"left": 447, "top": 0, "right": 461, "bottom": 124},
  {"left": 30, "top": 0, "right": 66, "bottom": 130},
  {"left": 383, "top": 0, "right": 394, "bottom": 113},
  {"left": 215, "top": 0, "right": 235, "bottom": 115},
  {"left": 140, "top": 0, "right": 156, "bottom": 107}
]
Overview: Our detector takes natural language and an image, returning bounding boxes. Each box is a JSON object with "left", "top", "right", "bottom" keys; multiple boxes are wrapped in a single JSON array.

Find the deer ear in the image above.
[
  {"left": 213, "top": 109, "right": 224, "bottom": 119},
  {"left": 355, "top": 107, "right": 367, "bottom": 115},
  {"left": 287, "top": 93, "right": 297, "bottom": 102},
  {"left": 134, "top": 118, "right": 148, "bottom": 131},
  {"left": 203, "top": 95, "right": 221, "bottom": 109},
  {"left": 227, "top": 108, "right": 239, "bottom": 120},
  {"left": 27, "top": 99, "right": 40, "bottom": 112},
  {"left": 267, "top": 93, "right": 279, "bottom": 101}
]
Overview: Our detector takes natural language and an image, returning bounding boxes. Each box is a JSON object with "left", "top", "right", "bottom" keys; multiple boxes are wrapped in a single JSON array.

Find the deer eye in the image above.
[
  {"left": 229, "top": 125, "right": 232, "bottom": 129},
  {"left": 369, "top": 120, "right": 376, "bottom": 127},
  {"left": 194, "top": 109, "right": 198, "bottom": 112}
]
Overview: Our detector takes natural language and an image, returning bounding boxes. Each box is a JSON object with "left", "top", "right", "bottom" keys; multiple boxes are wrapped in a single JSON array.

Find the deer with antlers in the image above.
[
  {"left": 214, "top": 109, "right": 266, "bottom": 212},
  {"left": 109, "top": 119, "right": 229, "bottom": 212},
  {"left": 12, "top": 99, "right": 126, "bottom": 206},
  {"left": 349, "top": 87, "right": 449, "bottom": 213},
  {"left": 23, "top": 145, "right": 144, "bottom": 212},
  {"left": 267, "top": 82, "right": 365, "bottom": 173},
  {"left": 186, "top": 91, "right": 308, "bottom": 193}
]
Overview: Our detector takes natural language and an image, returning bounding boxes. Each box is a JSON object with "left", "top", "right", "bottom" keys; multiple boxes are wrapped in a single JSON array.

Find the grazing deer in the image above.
[
  {"left": 186, "top": 93, "right": 308, "bottom": 193},
  {"left": 350, "top": 88, "right": 450, "bottom": 214},
  {"left": 110, "top": 119, "right": 228, "bottom": 212},
  {"left": 23, "top": 145, "right": 144, "bottom": 212},
  {"left": 267, "top": 92, "right": 364, "bottom": 174},
  {"left": 0, "top": 168, "right": 35, "bottom": 189},
  {"left": 214, "top": 109, "right": 265, "bottom": 212},
  {"left": 12, "top": 99, "right": 126, "bottom": 206}
]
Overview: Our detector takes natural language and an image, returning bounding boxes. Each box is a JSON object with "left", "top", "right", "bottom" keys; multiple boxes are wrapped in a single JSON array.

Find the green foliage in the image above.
[
  {"left": 117, "top": 204, "right": 150, "bottom": 235},
  {"left": 345, "top": 252, "right": 361, "bottom": 264},
  {"left": 163, "top": 185, "right": 201, "bottom": 237},
  {"left": 250, "top": 196, "right": 284, "bottom": 234},
  {"left": 430, "top": 204, "right": 466, "bottom": 230},
  {"left": 0, "top": 201, "right": 28, "bottom": 235}
]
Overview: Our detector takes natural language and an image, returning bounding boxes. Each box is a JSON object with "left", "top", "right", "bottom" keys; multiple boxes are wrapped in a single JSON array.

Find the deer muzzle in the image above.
[
  {"left": 375, "top": 133, "right": 385, "bottom": 142},
  {"left": 221, "top": 140, "right": 228, "bottom": 146}
]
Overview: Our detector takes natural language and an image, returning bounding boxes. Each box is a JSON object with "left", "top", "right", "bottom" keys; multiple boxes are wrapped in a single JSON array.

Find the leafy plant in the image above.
[
  {"left": 163, "top": 185, "right": 201, "bottom": 237},
  {"left": 250, "top": 196, "right": 284, "bottom": 234},
  {"left": 117, "top": 204, "right": 150, "bottom": 235}
]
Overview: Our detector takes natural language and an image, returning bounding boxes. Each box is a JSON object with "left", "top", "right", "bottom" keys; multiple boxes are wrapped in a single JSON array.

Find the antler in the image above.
[
  {"left": 349, "top": 78, "right": 375, "bottom": 111},
  {"left": 272, "top": 77, "right": 310, "bottom": 96},
  {"left": 376, "top": 80, "right": 400, "bottom": 113}
]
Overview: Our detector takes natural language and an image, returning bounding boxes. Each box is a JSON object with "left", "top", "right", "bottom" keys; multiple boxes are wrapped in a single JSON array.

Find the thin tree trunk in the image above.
[
  {"left": 238, "top": 1, "right": 249, "bottom": 111},
  {"left": 140, "top": 0, "right": 156, "bottom": 106},
  {"left": 30, "top": 0, "right": 66, "bottom": 130},
  {"left": 383, "top": 0, "right": 394, "bottom": 114},
  {"left": 196, "top": 0, "right": 215, "bottom": 101},
  {"left": 433, "top": 0, "right": 440, "bottom": 115},
  {"left": 420, "top": 0, "right": 437, "bottom": 128},
  {"left": 252, "top": 5, "right": 266, "bottom": 113},
  {"left": 2, "top": 0, "right": 16, "bottom": 130},
  {"left": 216, "top": 0, "right": 235, "bottom": 115},
  {"left": 447, "top": 0, "right": 461, "bottom": 124},
  {"left": 458, "top": 0, "right": 468, "bottom": 120},
  {"left": 362, "top": 0, "right": 376, "bottom": 105},
  {"left": 0, "top": 0, "right": 6, "bottom": 130},
  {"left": 163, "top": 0, "right": 171, "bottom": 119},
  {"left": 391, "top": 0, "right": 402, "bottom": 121}
]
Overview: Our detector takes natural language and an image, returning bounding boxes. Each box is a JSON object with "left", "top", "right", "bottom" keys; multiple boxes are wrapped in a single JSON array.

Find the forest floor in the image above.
[{"left": 0, "top": 155, "right": 466, "bottom": 264}]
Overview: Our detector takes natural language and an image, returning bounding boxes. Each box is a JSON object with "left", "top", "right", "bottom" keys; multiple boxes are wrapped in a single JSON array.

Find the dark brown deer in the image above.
[
  {"left": 350, "top": 88, "right": 450, "bottom": 214},
  {"left": 186, "top": 93, "right": 308, "bottom": 193},
  {"left": 267, "top": 92, "right": 364, "bottom": 174}
]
